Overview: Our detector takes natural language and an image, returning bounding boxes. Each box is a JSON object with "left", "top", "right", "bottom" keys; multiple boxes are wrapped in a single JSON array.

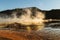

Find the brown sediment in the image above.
[{"left": 0, "top": 30, "right": 43, "bottom": 40}]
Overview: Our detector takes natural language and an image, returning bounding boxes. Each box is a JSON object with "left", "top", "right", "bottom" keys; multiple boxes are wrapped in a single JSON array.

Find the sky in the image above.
[{"left": 0, "top": 0, "right": 60, "bottom": 11}]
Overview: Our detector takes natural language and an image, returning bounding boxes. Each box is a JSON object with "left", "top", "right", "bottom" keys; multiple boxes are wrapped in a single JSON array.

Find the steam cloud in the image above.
[{"left": 0, "top": 7, "right": 46, "bottom": 31}]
